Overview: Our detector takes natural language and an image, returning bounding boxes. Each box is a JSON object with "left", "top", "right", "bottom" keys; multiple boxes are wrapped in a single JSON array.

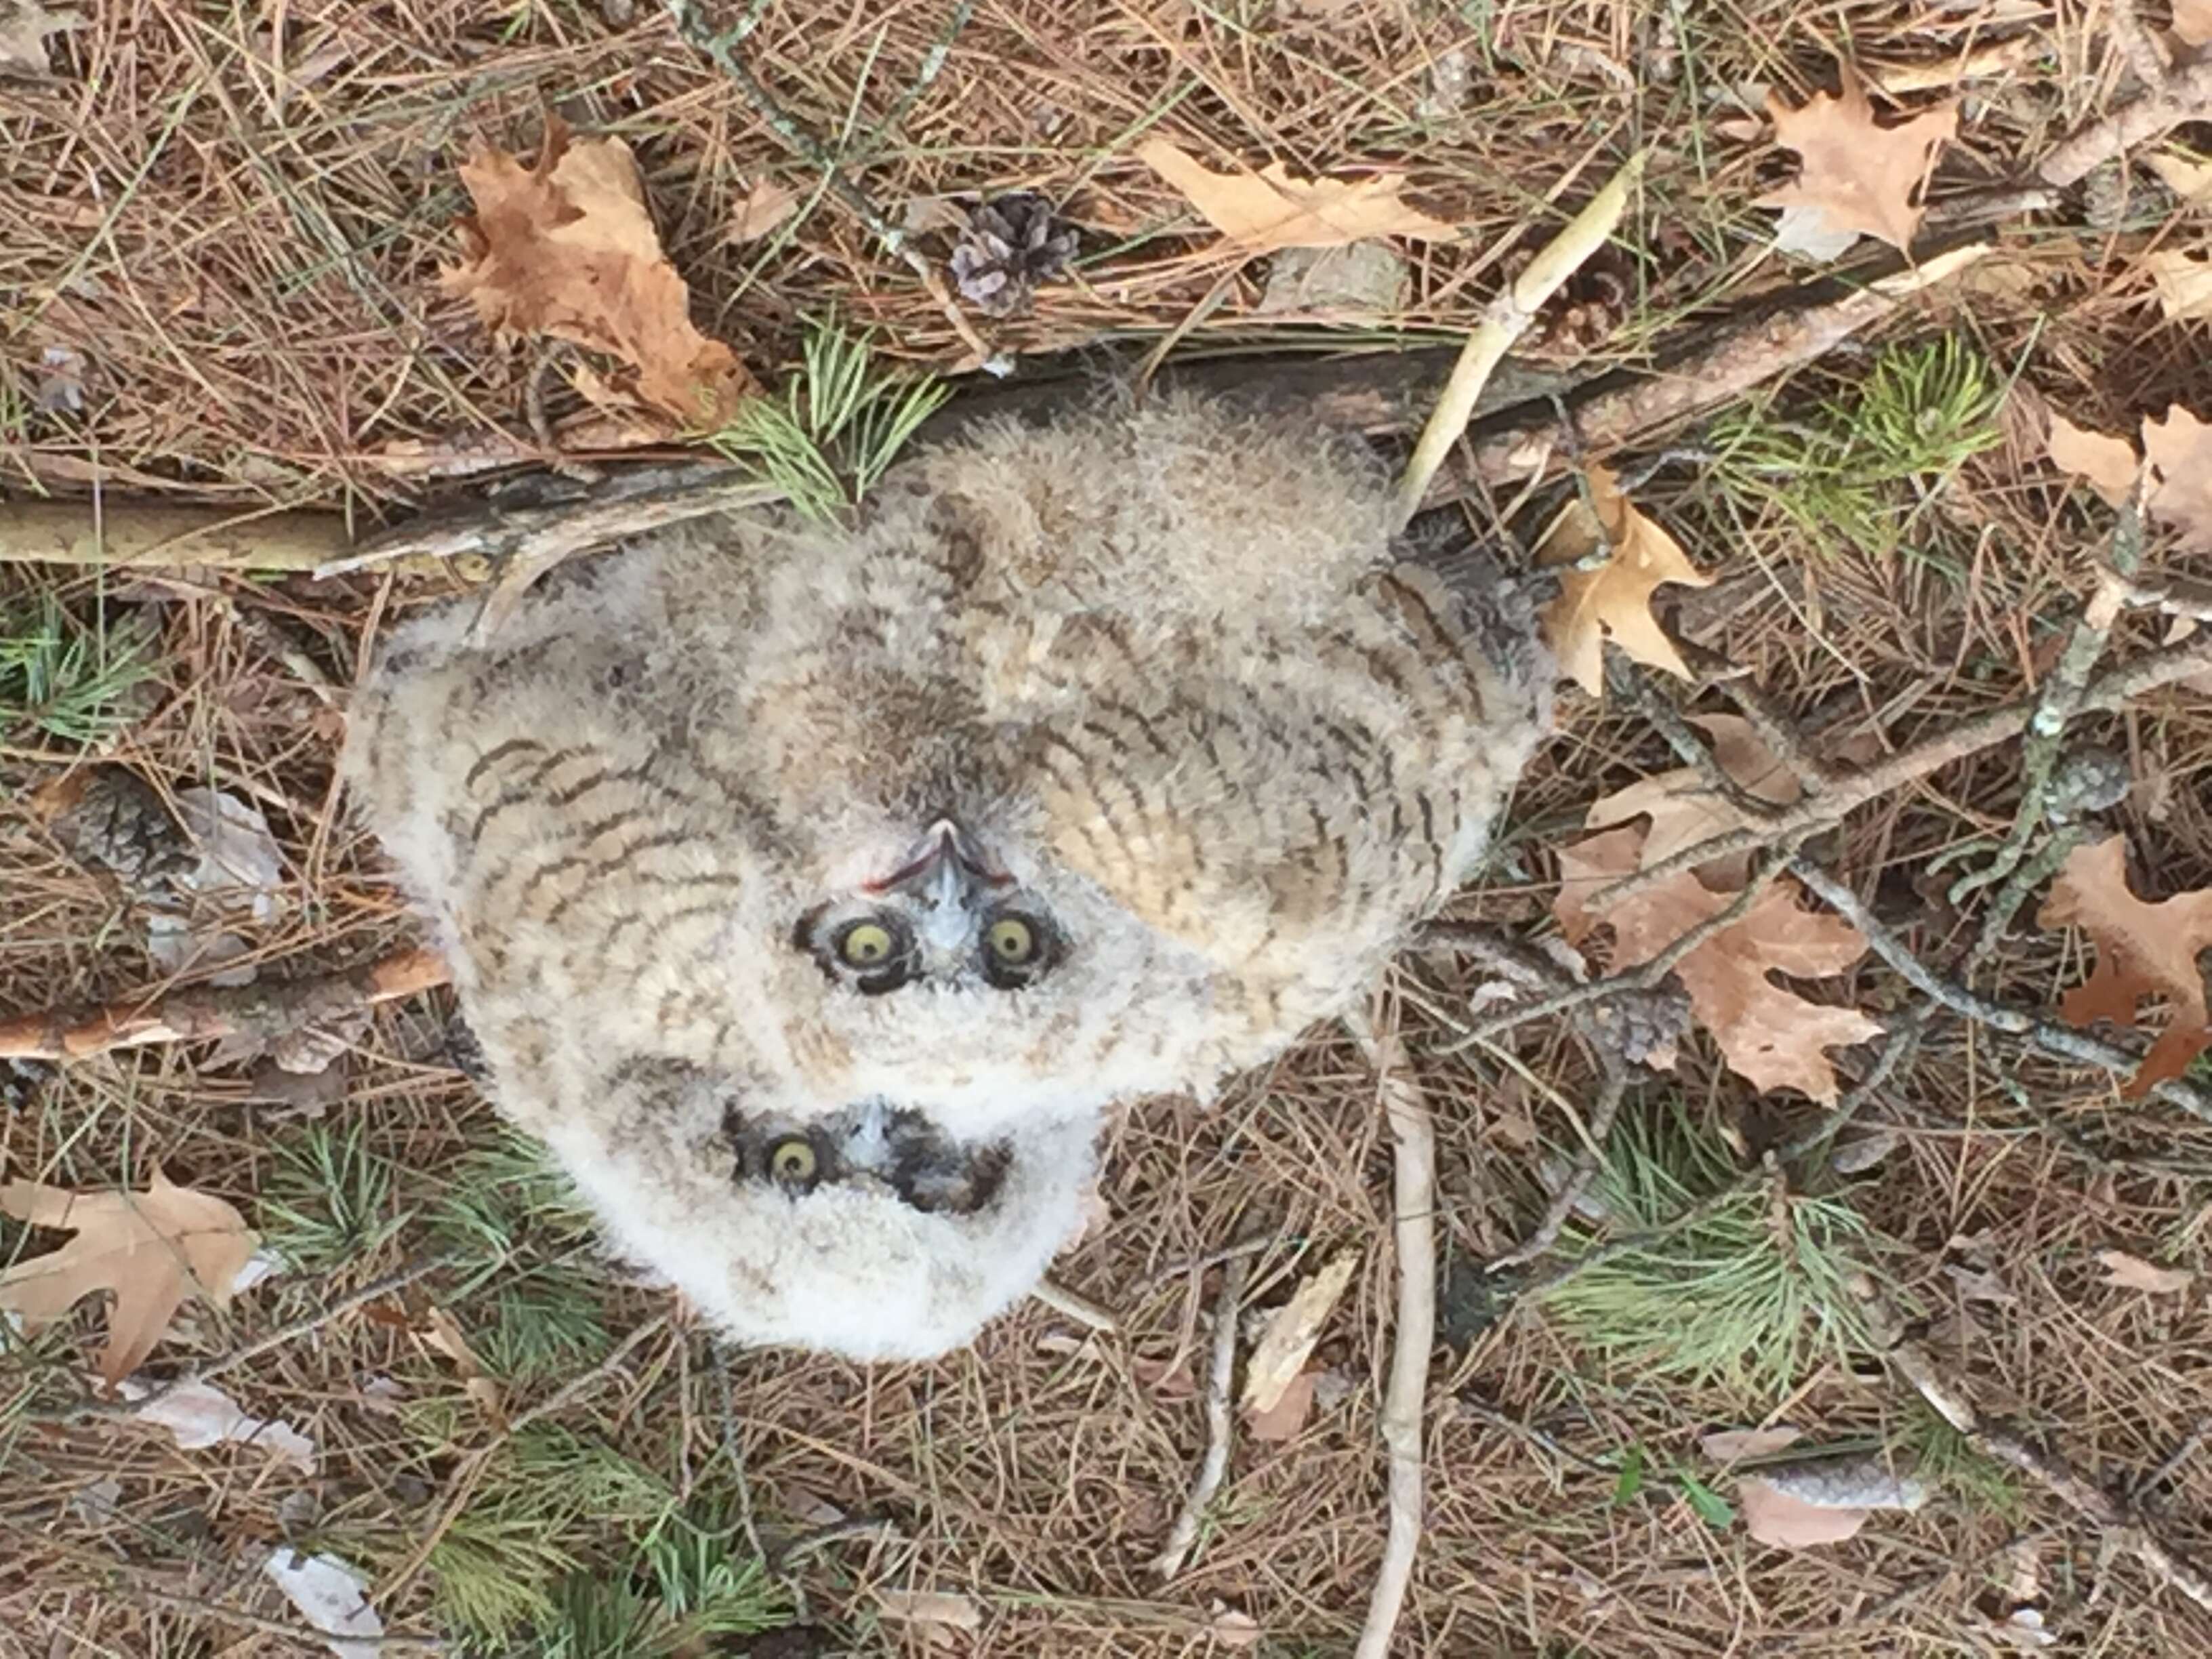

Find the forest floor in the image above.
[{"left": 5, "top": 0, "right": 2212, "bottom": 1654}]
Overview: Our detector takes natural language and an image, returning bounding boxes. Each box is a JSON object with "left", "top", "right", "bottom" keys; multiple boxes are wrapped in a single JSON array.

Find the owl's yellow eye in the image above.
[
  {"left": 838, "top": 922, "right": 897, "bottom": 968},
  {"left": 769, "top": 1136, "right": 819, "bottom": 1187},
  {"left": 987, "top": 916, "right": 1036, "bottom": 964}
]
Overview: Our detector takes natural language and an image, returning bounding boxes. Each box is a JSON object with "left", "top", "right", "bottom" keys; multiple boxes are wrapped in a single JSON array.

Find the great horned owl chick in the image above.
[{"left": 342, "top": 396, "right": 1550, "bottom": 1360}]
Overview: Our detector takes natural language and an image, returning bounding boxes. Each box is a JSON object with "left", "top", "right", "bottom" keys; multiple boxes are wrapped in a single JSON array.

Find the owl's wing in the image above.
[
  {"left": 1019, "top": 554, "right": 1549, "bottom": 1042},
  {"left": 340, "top": 548, "right": 783, "bottom": 1082}
]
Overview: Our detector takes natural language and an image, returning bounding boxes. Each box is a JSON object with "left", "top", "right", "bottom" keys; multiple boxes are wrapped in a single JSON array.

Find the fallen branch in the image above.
[
  {"left": 1453, "top": 243, "right": 1992, "bottom": 489},
  {"left": 0, "top": 948, "right": 449, "bottom": 1063},
  {"left": 1346, "top": 1002, "right": 1436, "bottom": 1659},
  {"left": 1395, "top": 150, "right": 1644, "bottom": 525},
  {"left": 1853, "top": 1277, "right": 2212, "bottom": 1614},
  {"left": 1151, "top": 1252, "right": 1245, "bottom": 1582},
  {"left": 0, "top": 499, "right": 352, "bottom": 573},
  {"left": 1786, "top": 858, "right": 2212, "bottom": 1125},
  {"left": 2039, "top": 58, "right": 2212, "bottom": 187},
  {"left": 1593, "top": 628, "right": 2212, "bottom": 908}
]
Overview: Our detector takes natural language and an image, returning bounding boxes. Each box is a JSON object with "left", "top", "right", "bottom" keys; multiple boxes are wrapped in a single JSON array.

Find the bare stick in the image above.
[
  {"left": 2039, "top": 58, "right": 2212, "bottom": 186},
  {"left": 1786, "top": 857, "right": 2212, "bottom": 1124},
  {"left": 1151, "top": 1254, "right": 1245, "bottom": 1581},
  {"left": 1488, "top": 1056, "right": 1627, "bottom": 1272},
  {"left": 1593, "top": 630, "right": 2212, "bottom": 907},
  {"left": 1452, "top": 243, "right": 1992, "bottom": 491},
  {"left": 1347, "top": 1004, "right": 1436, "bottom": 1659},
  {"left": 1, "top": 499, "right": 353, "bottom": 572},
  {"left": 0, "top": 947, "right": 449, "bottom": 1063},
  {"left": 1033, "top": 1277, "right": 1119, "bottom": 1333},
  {"left": 1946, "top": 504, "right": 2142, "bottom": 903},
  {"left": 1394, "top": 152, "right": 1644, "bottom": 527},
  {"left": 1853, "top": 1277, "right": 2212, "bottom": 1614}
]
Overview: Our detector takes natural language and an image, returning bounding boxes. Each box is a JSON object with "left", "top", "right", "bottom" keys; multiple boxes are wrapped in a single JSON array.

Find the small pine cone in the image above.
[
  {"left": 2046, "top": 745, "right": 2131, "bottom": 824},
  {"left": 947, "top": 192, "right": 1078, "bottom": 318},
  {"left": 1582, "top": 981, "right": 1692, "bottom": 1068},
  {"left": 36, "top": 766, "right": 193, "bottom": 891}
]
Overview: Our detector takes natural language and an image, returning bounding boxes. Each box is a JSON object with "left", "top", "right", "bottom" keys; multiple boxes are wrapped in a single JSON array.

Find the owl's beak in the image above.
[{"left": 872, "top": 819, "right": 1011, "bottom": 913}]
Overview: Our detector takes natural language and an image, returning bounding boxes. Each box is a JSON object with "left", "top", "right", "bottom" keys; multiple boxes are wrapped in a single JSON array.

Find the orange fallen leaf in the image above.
[
  {"left": 442, "top": 119, "right": 755, "bottom": 429},
  {"left": 422, "top": 1305, "right": 506, "bottom": 1427},
  {"left": 1135, "top": 137, "right": 1460, "bottom": 255},
  {"left": 1701, "top": 1426, "right": 1807, "bottom": 1462},
  {"left": 0, "top": 1168, "right": 258, "bottom": 1385},
  {"left": 2097, "top": 1248, "right": 2196, "bottom": 1295},
  {"left": 1534, "top": 464, "right": 1713, "bottom": 695},
  {"left": 1583, "top": 713, "right": 1806, "bottom": 886},
  {"left": 1555, "top": 826, "right": 1882, "bottom": 1102},
  {"left": 2039, "top": 835, "right": 2212, "bottom": 1096},
  {"left": 1738, "top": 1481, "right": 1872, "bottom": 1547},
  {"left": 2045, "top": 403, "right": 2212, "bottom": 554},
  {"left": 2177, "top": 0, "right": 2211, "bottom": 47},
  {"left": 875, "top": 1587, "right": 981, "bottom": 1647},
  {"left": 1757, "top": 65, "right": 1958, "bottom": 252}
]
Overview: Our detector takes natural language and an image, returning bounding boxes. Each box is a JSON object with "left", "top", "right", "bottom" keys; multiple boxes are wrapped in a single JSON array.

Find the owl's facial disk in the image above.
[
  {"left": 725, "top": 1097, "right": 1011, "bottom": 1215},
  {"left": 797, "top": 818, "right": 1063, "bottom": 994}
]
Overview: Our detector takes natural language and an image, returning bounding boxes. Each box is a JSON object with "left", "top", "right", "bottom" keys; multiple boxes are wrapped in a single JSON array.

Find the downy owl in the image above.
[{"left": 341, "top": 395, "right": 1551, "bottom": 1359}]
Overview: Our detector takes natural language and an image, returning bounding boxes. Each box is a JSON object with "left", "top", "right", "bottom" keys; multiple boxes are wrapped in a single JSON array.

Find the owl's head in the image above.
[
  {"left": 744, "top": 808, "right": 1223, "bottom": 1143},
  {"left": 522, "top": 1053, "right": 1096, "bottom": 1361}
]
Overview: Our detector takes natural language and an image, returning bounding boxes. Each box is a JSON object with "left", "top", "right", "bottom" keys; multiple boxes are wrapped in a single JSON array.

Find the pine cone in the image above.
[
  {"left": 1582, "top": 981, "right": 1692, "bottom": 1068},
  {"left": 947, "top": 193, "right": 1078, "bottom": 318},
  {"left": 35, "top": 766, "right": 194, "bottom": 891}
]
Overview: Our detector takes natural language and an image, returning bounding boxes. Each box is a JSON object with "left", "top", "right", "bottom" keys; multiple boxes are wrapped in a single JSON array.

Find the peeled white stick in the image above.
[{"left": 1393, "top": 151, "right": 1646, "bottom": 530}]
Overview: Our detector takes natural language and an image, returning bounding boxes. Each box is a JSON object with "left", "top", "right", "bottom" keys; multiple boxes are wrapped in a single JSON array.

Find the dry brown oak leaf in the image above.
[
  {"left": 2047, "top": 404, "right": 2212, "bottom": 554},
  {"left": 1135, "top": 138, "right": 1460, "bottom": 255},
  {"left": 2038, "top": 834, "right": 2212, "bottom": 1097},
  {"left": 1557, "top": 825, "right": 1882, "bottom": 1103},
  {"left": 0, "top": 1168, "right": 257, "bottom": 1385},
  {"left": 1757, "top": 66, "right": 1959, "bottom": 252},
  {"left": 1534, "top": 463, "right": 1714, "bottom": 696},
  {"left": 443, "top": 118, "right": 755, "bottom": 430}
]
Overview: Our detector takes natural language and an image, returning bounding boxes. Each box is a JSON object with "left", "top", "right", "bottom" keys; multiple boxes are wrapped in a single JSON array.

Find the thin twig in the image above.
[
  {"left": 1394, "top": 151, "right": 1644, "bottom": 527},
  {"left": 1150, "top": 1254, "right": 1245, "bottom": 1581},
  {"left": 1853, "top": 1277, "right": 2212, "bottom": 1614},
  {"left": 1591, "top": 630, "right": 2212, "bottom": 908},
  {"left": 0, "top": 947, "right": 450, "bottom": 1062},
  {"left": 1347, "top": 1002, "right": 1435, "bottom": 1659},
  {"left": 1033, "top": 1276, "right": 1119, "bottom": 1333},
  {"left": 1787, "top": 857, "right": 2212, "bottom": 1124},
  {"left": 1488, "top": 1055, "right": 1628, "bottom": 1273},
  {"left": 2039, "top": 57, "right": 2212, "bottom": 186},
  {"left": 1946, "top": 504, "right": 2142, "bottom": 902}
]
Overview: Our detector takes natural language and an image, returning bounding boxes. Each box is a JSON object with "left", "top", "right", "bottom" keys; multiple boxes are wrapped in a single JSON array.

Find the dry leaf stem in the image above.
[
  {"left": 1853, "top": 1277, "right": 2212, "bottom": 1614},
  {"left": 1486, "top": 1055, "right": 1628, "bottom": 1273},
  {"left": 0, "top": 947, "right": 449, "bottom": 1063},
  {"left": 1393, "top": 151, "right": 1644, "bottom": 529},
  {"left": 1346, "top": 1004, "right": 1436, "bottom": 1659},
  {"left": 1151, "top": 1253, "right": 1246, "bottom": 1581},
  {"left": 660, "top": 0, "right": 996, "bottom": 367}
]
